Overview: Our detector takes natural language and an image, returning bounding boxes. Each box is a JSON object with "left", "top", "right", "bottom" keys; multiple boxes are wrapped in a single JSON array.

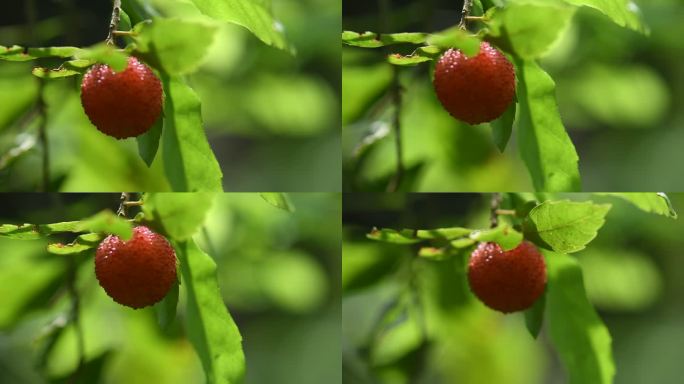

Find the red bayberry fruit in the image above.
[
  {"left": 95, "top": 226, "right": 177, "bottom": 309},
  {"left": 467, "top": 241, "right": 546, "bottom": 313},
  {"left": 433, "top": 41, "right": 515, "bottom": 124},
  {"left": 80, "top": 56, "right": 162, "bottom": 139}
]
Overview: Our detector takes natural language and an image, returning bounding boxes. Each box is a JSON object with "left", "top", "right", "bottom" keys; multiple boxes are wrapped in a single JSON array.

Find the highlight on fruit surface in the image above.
[
  {"left": 95, "top": 226, "right": 177, "bottom": 309},
  {"left": 80, "top": 56, "right": 163, "bottom": 139},
  {"left": 433, "top": 41, "right": 516, "bottom": 125},
  {"left": 467, "top": 240, "right": 546, "bottom": 313}
]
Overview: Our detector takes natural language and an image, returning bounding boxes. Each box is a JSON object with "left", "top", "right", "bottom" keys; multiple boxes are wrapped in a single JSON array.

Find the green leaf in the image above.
[
  {"left": 469, "top": 224, "right": 523, "bottom": 251},
  {"left": 136, "top": 113, "right": 164, "bottom": 166},
  {"left": 450, "top": 238, "right": 476, "bottom": 248},
  {"left": 0, "top": 45, "right": 80, "bottom": 61},
  {"left": 259, "top": 193, "right": 295, "bottom": 212},
  {"left": 155, "top": 280, "right": 179, "bottom": 330},
  {"left": 387, "top": 46, "right": 440, "bottom": 66},
  {"left": 342, "top": 31, "right": 429, "bottom": 48},
  {"left": 418, "top": 247, "right": 456, "bottom": 260},
  {"left": 0, "top": 222, "right": 81, "bottom": 239},
  {"left": 32, "top": 66, "right": 80, "bottom": 79},
  {"left": 74, "top": 43, "right": 128, "bottom": 72},
  {"left": 161, "top": 75, "right": 223, "bottom": 191},
  {"left": 545, "top": 250, "right": 615, "bottom": 384},
  {"left": 135, "top": 18, "right": 217, "bottom": 75},
  {"left": 416, "top": 227, "right": 472, "bottom": 240},
  {"left": 47, "top": 242, "right": 93, "bottom": 255},
  {"left": 490, "top": 97, "right": 516, "bottom": 152},
  {"left": 426, "top": 27, "right": 481, "bottom": 56},
  {"left": 190, "top": 0, "right": 289, "bottom": 51},
  {"left": 487, "top": 2, "right": 576, "bottom": 59},
  {"left": 367, "top": 228, "right": 422, "bottom": 244},
  {"left": 561, "top": 0, "right": 648, "bottom": 34},
  {"left": 77, "top": 210, "right": 133, "bottom": 240},
  {"left": 525, "top": 200, "right": 611, "bottom": 253},
  {"left": 524, "top": 290, "right": 546, "bottom": 338},
  {"left": 176, "top": 240, "right": 245, "bottom": 383},
  {"left": 143, "top": 193, "right": 216, "bottom": 240},
  {"left": 597, "top": 193, "right": 677, "bottom": 219},
  {"left": 515, "top": 58, "right": 581, "bottom": 191}
]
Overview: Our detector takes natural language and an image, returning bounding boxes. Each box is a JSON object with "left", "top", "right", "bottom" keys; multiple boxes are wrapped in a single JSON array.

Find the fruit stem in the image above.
[
  {"left": 113, "top": 30, "right": 136, "bottom": 37},
  {"left": 106, "top": 0, "right": 122, "bottom": 45},
  {"left": 458, "top": 0, "right": 474, "bottom": 30}
]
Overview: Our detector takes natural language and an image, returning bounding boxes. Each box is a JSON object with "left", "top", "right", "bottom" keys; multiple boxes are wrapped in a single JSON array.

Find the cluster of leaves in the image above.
[
  {"left": 342, "top": 0, "right": 648, "bottom": 192},
  {"left": 345, "top": 193, "right": 676, "bottom": 384},
  {"left": 0, "top": 0, "right": 291, "bottom": 191},
  {"left": 0, "top": 192, "right": 294, "bottom": 383}
]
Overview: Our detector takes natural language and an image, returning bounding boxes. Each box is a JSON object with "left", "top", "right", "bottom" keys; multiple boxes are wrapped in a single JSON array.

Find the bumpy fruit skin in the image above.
[
  {"left": 95, "top": 226, "right": 177, "bottom": 309},
  {"left": 80, "top": 57, "right": 162, "bottom": 139},
  {"left": 467, "top": 241, "right": 546, "bottom": 313},
  {"left": 433, "top": 42, "right": 515, "bottom": 124}
]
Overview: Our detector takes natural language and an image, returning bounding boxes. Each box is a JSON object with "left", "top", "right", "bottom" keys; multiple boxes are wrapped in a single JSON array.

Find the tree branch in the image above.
[
  {"left": 106, "top": 0, "right": 122, "bottom": 45},
  {"left": 458, "top": 0, "right": 474, "bottom": 30}
]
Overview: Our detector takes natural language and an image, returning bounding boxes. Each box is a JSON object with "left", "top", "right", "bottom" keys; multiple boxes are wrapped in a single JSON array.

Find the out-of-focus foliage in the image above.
[
  {"left": 0, "top": 193, "right": 340, "bottom": 384},
  {"left": 342, "top": 0, "right": 683, "bottom": 191},
  {"left": 343, "top": 193, "right": 683, "bottom": 384},
  {"left": 0, "top": 0, "right": 340, "bottom": 191}
]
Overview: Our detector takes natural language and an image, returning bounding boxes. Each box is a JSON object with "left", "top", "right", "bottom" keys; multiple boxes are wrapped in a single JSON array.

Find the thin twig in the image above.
[
  {"left": 490, "top": 193, "right": 502, "bottom": 228},
  {"left": 458, "top": 0, "right": 474, "bottom": 30},
  {"left": 106, "top": 0, "right": 122, "bottom": 45},
  {"left": 386, "top": 66, "right": 404, "bottom": 192}
]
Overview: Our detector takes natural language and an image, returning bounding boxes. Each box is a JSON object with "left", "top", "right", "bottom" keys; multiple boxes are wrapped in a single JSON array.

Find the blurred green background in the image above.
[
  {"left": 342, "top": 193, "right": 684, "bottom": 383},
  {"left": 0, "top": 193, "right": 341, "bottom": 384},
  {"left": 342, "top": 0, "right": 684, "bottom": 191},
  {"left": 0, "top": 0, "right": 340, "bottom": 191}
]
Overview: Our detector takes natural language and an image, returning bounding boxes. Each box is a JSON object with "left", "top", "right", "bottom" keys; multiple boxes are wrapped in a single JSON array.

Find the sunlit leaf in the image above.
[
  {"left": 143, "top": 192, "right": 216, "bottom": 240},
  {"left": 176, "top": 240, "right": 245, "bottom": 383},
  {"left": 426, "top": 26, "right": 481, "bottom": 56},
  {"left": 561, "top": 0, "right": 648, "bottom": 34},
  {"left": 367, "top": 228, "right": 422, "bottom": 244},
  {"left": 135, "top": 18, "right": 217, "bottom": 75},
  {"left": 515, "top": 58, "right": 581, "bottom": 191},
  {"left": 545, "top": 250, "right": 615, "bottom": 384},
  {"left": 260, "top": 193, "right": 295, "bottom": 212},
  {"left": 342, "top": 31, "right": 428, "bottom": 48},
  {"left": 525, "top": 200, "right": 611, "bottom": 253},
  {"left": 190, "top": 0, "right": 290, "bottom": 51},
  {"left": 469, "top": 223, "right": 522, "bottom": 251},
  {"left": 416, "top": 227, "right": 472, "bottom": 240},
  {"left": 597, "top": 193, "right": 677, "bottom": 219},
  {"left": 0, "top": 222, "right": 81, "bottom": 239},
  {"left": 487, "top": 2, "right": 576, "bottom": 59},
  {"left": 77, "top": 210, "right": 133, "bottom": 240},
  {"left": 161, "top": 75, "right": 223, "bottom": 192}
]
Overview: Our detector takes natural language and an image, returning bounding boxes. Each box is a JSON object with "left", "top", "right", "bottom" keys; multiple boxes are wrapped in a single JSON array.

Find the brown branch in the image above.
[
  {"left": 106, "top": 0, "right": 122, "bottom": 45},
  {"left": 458, "top": 0, "right": 474, "bottom": 30}
]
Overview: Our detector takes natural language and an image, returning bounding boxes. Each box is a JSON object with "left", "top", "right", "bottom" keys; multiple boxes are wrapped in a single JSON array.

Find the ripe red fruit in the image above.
[
  {"left": 433, "top": 41, "right": 515, "bottom": 124},
  {"left": 467, "top": 241, "right": 546, "bottom": 313},
  {"left": 95, "top": 226, "right": 177, "bottom": 309},
  {"left": 80, "top": 56, "right": 162, "bottom": 139}
]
